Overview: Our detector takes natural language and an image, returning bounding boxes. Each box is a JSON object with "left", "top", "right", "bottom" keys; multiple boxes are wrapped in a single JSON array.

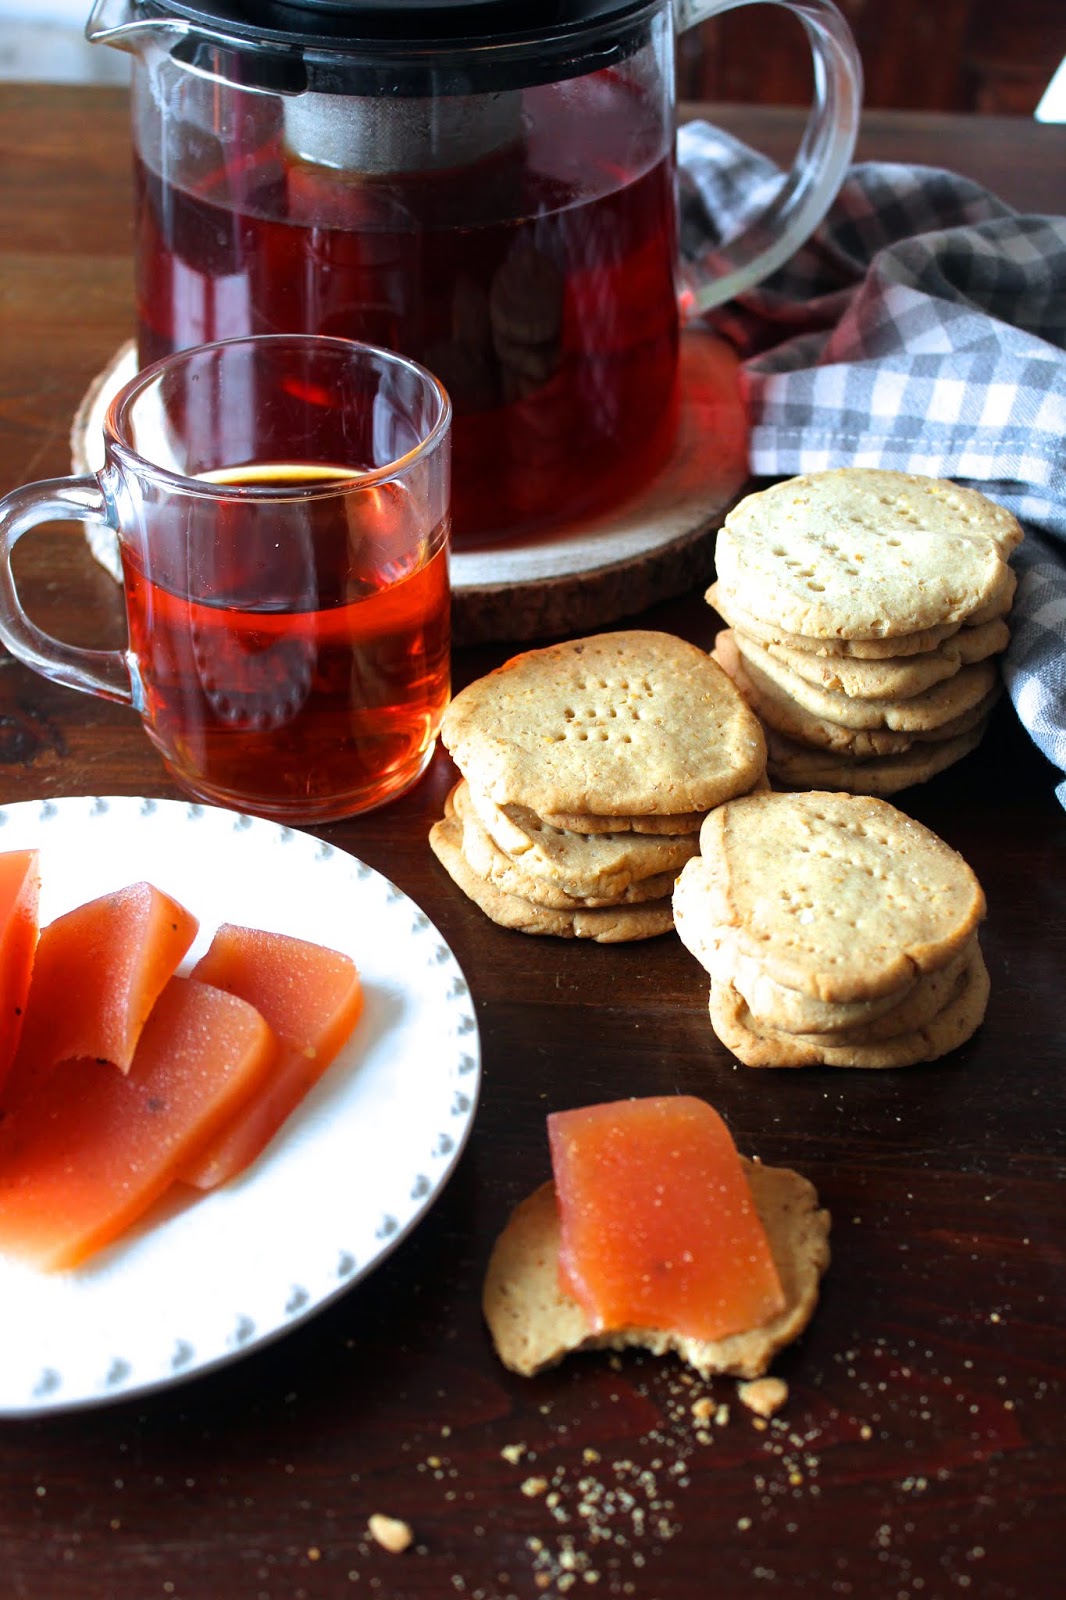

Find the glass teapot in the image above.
[{"left": 88, "top": 0, "right": 862, "bottom": 546}]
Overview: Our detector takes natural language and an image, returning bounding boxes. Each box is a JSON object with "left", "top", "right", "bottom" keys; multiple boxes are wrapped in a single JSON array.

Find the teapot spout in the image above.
[{"left": 86, "top": 0, "right": 189, "bottom": 55}]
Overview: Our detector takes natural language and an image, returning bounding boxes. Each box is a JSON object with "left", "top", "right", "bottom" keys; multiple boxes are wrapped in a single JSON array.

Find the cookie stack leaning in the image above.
[
  {"left": 430, "top": 630, "right": 767, "bottom": 942},
  {"left": 707, "top": 468, "right": 1023, "bottom": 795},
  {"left": 673, "top": 790, "right": 990, "bottom": 1068}
]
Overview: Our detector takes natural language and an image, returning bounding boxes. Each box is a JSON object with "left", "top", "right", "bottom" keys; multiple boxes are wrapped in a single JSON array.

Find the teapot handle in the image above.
[{"left": 674, "top": 0, "right": 863, "bottom": 315}]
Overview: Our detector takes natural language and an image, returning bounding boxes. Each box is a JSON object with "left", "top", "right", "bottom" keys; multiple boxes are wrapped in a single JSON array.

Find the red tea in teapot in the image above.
[
  {"left": 134, "top": 78, "right": 679, "bottom": 546},
  {"left": 121, "top": 465, "right": 451, "bottom": 820}
]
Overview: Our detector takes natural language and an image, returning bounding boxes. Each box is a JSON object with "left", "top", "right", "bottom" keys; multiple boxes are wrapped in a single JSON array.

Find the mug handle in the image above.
[
  {"left": 674, "top": 0, "right": 863, "bottom": 314},
  {"left": 0, "top": 476, "right": 134, "bottom": 706}
]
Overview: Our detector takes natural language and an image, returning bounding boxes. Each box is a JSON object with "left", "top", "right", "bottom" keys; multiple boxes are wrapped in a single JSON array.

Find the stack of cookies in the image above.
[
  {"left": 430, "top": 630, "right": 767, "bottom": 942},
  {"left": 673, "top": 790, "right": 990, "bottom": 1068},
  {"left": 707, "top": 468, "right": 1023, "bottom": 794}
]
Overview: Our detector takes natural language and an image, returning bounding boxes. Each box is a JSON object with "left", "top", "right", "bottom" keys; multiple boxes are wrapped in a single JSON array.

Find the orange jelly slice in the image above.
[
  {"left": 178, "top": 923, "right": 364, "bottom": 1189},
  {"left": 0, "top": 849, "right": 41, "bottom": 1094},
  {"left": 1, "top": 881, "right": 198, "bottom": 1109},
  {"left": 548, "top": 1096, "right": 786, "bottom": 1343},
  {"left": 0, "top": 976, "right": 277, "bottom": 1271}
]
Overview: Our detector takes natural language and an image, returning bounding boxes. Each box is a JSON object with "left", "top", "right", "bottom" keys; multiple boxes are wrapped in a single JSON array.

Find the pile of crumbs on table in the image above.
[
  {"left": 483, "top": 1360, "right": 831, "bottom": 1596},
  {"left": 350, "top": 1359, "right": 818, "bottom": 1596},
  {"left": 352, "top": 1318, "right": 1033, "bottom": 1597}
]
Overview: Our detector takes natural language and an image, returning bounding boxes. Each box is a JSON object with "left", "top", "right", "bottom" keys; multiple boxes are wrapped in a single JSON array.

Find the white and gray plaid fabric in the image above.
[{"left": 678, "top": 122, "right": 1066, "bottom": 808}]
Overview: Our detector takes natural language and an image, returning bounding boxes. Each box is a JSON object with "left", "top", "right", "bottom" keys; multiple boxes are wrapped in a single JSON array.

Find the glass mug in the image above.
[
  {"left": 0, "top": 335, "right": 452, "bottom": 824},
  {"left": 88, "top": 0, "right": 863, "bottom": 546}
]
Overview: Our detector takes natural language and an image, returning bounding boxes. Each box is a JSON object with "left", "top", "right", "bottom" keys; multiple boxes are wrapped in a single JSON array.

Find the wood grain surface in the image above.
[{"left": 0, "top": 84, "right": 1063, "bottom": 1600}]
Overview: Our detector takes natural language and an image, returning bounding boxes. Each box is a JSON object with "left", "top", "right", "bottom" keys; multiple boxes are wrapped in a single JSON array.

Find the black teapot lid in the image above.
[
  {"left": 139, "top": 0, "right": 659, "bottom": 48},
  {"left": 128, "top": 0, "right": 662, "bottom": 94}
]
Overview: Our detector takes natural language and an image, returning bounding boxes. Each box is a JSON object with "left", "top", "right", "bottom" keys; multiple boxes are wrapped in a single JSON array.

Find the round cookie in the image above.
[
  {"left": 707, "top": 582, "right": 967, "bottom": 659},
  {"left": 707, "top": 946, "right": 990, "bottom": 1068},
  {"left": 728, "top": 940, "right": 977, "bottom": 1043},
  {"left": 761, "top": 617, "right": 1010, "bottom": 700},
  {"left": 429, "top": 811, "right": 674, "bottom": 942},
  {"left": 448, "top": 783, "right": 681, "bottom": 908},
  {"left": 535, "top": 807, "right": 711, "bottom": 836},
  {"left": 675, "top": 860, "right": 922, "bottom": 1028},
  {"left": 713, "top": 629, "right": 999, "bottom": 756},
  {"left": 713, "top": 469, "right": 1021, "bottom": 641},
  {"left": 691, "top": 791, "right": 986, "bottom": 1003},
  {"left": 461, "top": 782, "right": 699, "bottom": 898},
  {"left": 763, "top": 722, "right": 988, "bottom": 795},
  {"left": 440, "top": 630, "right": 767, "bottom": 820},
  {"left": 536, "top": 771, "right": 768, "bottom": 834},
  {"left": 728, "top": 630, "right": 1001, "bottom": 732}
]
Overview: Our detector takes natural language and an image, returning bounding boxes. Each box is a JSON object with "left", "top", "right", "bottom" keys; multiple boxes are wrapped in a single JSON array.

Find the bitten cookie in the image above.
[{"left": 483, "top": 1160, "right": 831, "bottom": 1380}]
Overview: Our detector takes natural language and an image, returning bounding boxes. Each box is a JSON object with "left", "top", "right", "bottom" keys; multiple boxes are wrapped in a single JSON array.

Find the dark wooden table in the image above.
[{"left": 1, "top": 84, "right": 1064, "bottom": 1600}]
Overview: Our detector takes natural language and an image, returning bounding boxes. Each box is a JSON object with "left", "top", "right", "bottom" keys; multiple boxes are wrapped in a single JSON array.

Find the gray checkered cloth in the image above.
[{"left": 678, "top": 122, "right": 1066, "bottom": 808}]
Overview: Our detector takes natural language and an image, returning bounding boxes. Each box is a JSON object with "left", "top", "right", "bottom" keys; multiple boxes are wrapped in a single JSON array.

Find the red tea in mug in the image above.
[
  {"left": 121, "top": 465, "right": 451, "bottom": 820},
  {"left": 0, "top": 335, "right": 451, "bottom": 824},
  {"left": 133, "top": 76, "right": 679, "bottom": 546}
]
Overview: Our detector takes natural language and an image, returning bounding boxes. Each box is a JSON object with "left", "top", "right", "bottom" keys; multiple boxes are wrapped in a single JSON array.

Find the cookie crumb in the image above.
[
  {"left": 691, "top": 1396, "right": 715, "bottom": 1424},
  {"left": 501, "top": 1442, "right": 527, "bottom": 1465},
  {"left": 738, "top": 1377, "right": 789, "bottom": 1418},
  {"left": 367, "top": 1513, "right": 413, "bottom": 1554}
]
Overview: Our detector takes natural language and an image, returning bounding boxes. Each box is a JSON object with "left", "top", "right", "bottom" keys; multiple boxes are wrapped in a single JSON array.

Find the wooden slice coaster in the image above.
[{"left": 71, "top": 331, "right": 749, "bottom": 646}]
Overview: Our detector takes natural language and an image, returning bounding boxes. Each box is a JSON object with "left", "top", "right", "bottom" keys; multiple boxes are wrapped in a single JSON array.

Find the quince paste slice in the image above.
[{"left": 549, "top": 1096, "right": 786, "bottom": 1342}]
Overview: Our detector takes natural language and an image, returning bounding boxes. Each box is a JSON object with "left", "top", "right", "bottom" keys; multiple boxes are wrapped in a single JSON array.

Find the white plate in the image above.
[{"left": 0, "top": 795, "right": 480, "bottom": 1417}]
